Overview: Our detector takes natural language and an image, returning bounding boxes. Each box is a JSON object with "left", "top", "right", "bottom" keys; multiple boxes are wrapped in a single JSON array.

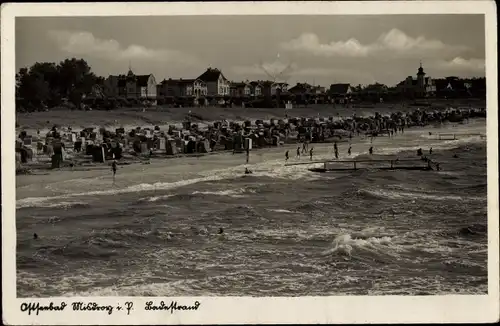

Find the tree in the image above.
[
  {"left": 57, "top": 58, "right": 99, "bottom": 108},
  {"left": 16, "top": 58, "right": 102, "bottom": 111},
  {"left": 16, "top": 66, "right": 51, "bottom": 110}
]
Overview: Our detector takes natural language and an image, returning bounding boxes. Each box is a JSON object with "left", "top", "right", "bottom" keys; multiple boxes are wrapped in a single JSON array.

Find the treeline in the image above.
[{"left": 16, "top": 58, "right": 104, "bottom": 112}]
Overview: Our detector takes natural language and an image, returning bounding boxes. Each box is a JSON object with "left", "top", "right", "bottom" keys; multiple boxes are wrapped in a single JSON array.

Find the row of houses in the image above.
[
  {"left": 100, "top": 63, "right": 484, "bottom": 104},
  {"left": 102, "top": 67, "right": 290, "bottom": 101}
]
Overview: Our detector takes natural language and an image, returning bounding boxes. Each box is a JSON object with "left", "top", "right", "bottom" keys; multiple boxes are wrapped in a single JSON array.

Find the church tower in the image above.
[
  {"left": 127, "top": 61, "right": 135, "bottom": 79},
  {"left": 417, "top": 61, "right": 426, "bottom": 89}
]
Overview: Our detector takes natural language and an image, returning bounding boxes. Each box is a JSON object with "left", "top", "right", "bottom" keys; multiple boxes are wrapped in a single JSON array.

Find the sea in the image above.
[{"left": 15, "top": 118, "right": 488, "bottom": 297}]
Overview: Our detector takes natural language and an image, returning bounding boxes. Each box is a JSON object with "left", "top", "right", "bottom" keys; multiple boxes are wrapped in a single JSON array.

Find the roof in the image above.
[
  {"left": 289, "top": 83, "right": 312, "bottom": 93},
  {"left": 164, "top": 78, "right": 196, "bottom": 84},
  {"left": 197, "top": 68, "right": 226, "bottom": 82},
  {"left": 329, "top": 83, "right": 351, "bottom": 94},
  {"left": 249, "top": 81, "right": 263, "bottom": 87},
  {"left": 259, "top": 80, "right": 274, "bottom": 86},
  {"left": 136, "top": 75, "right": 151, "bottom": 87},
  {"left": 231, "top": 82, "right": 249, "bottom": 88}
]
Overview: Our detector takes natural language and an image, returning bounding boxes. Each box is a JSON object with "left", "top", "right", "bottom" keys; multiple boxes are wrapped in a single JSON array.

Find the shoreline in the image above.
[
  {"left": 16, "top": 118, "right": 486, "bottom": 204},
  {"left": 17, "top": 117, "right": 485, "bottom": 177}
]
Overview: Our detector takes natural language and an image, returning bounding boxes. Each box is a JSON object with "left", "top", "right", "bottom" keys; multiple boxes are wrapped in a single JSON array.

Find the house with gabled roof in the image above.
[
  {"left": 288, "top": 82, "right": 313, "bottom": 95},
  {"left": 329, "top": 83, "right": 353, "bottom": 97},
  {"left": 157, "top": 78, "right": 207, "bottom": 98},
  {"left": 104, "top": 69, "right": 157, "bottom": 101},
  {"left": 197, "top": 67, "right": 231, "bottom": 96},
  {"left": 230, "top": 81, "right": 252, "bottom": 97},
  {"left": 249, "top": 81, "right": 263, "bottom": 96},
  {"left": 258, "top": 80, "right": 288, "bottom": 96}
]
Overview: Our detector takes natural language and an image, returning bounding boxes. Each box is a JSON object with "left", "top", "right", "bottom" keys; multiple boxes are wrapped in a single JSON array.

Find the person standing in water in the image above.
[
  {"left": 369, "top": 146, "right": 373, "bottom": 155},
  {"left": 111, "top": 160, "right": 118, "bottom": 182},
  {"left": 348, "top": 146, "right": 352, "bottom": 156},
  {"left": 429, "top": 147, "right": 433, "bottom": 155},
  {"left": 309, "top": 147, "right": 314, "bottom": 161},
  {"left": 285, "top": 150, "right": 289, "bottom": 161},
  {"left": 296, "top": 146, "right": 301, "bottom": 159},
  {"left": 334, "top": 142, "right": 339, "bottom": 159}
]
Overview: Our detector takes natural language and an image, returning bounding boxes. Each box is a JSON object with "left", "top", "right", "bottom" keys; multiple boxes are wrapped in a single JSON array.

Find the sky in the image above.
[{"left": 16, "top": 15, "right": 486, "bottom": 87}]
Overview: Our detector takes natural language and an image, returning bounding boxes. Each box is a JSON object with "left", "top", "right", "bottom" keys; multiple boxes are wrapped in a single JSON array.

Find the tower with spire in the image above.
[{"left": 417, "top": 61, "right": 426, "bottom": 91}]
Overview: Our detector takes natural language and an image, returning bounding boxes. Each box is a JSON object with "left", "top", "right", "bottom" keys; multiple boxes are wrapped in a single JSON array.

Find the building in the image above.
[
  {"left": 197, "top": 67, "right": 231, "bottom": 96},
  {"left": 288, "top": 82, "right": 325, "bottom": 95},
  {"left": 329, "top": 83, "right": 353, "bottom": 97},
  {"left": 230, "top": 81, "right": 252, "bottom": 97},
  {"left": 288, "top": 82, "right": 313, "bottom": 95},
  {"left": 249, "top": 81, "right": 263, "bottom": 96},
  {"left": 157, "top": 78, "right": 207, "bottom": 97},
  {"left": 104, "top": 69, "right": 157, "bottom": 101},
  {"left": 310, "top": 85, "right": 326, "bottom": 94},
  {"left": 260, "top": 80, "right": 289, "bottom": 96},
  {"left": 396, "top": 63, "right": 436, "bottom": 97}
]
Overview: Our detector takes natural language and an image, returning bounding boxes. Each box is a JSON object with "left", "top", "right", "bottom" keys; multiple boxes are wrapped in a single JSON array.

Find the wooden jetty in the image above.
[
  {"left": 285, "top": 158, "right": 439, "bottom": 172},
  {"left": 437, "top": 133, "right": 486, "bottom": 140}
]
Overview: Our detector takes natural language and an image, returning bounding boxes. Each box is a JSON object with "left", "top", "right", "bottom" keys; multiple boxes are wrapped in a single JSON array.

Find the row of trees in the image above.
[{"left": 16, "top": 58, "right": 104, "bottom": 112}]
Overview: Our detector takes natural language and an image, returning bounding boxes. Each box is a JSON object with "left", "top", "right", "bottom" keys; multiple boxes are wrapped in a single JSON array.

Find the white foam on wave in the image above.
[
  {"left": 138, "top": 194, "right": 175, "bottom": 202},
  {"left": 373, "top": 135, "right": 484, "bottom": 157},
  {"left": 16, "top": 199, "right": 88, "bottom": 209},
  {"left": 267, "top": 208, "right": 298, "bottom": 214},
  {"left": 16, "top": 169, "right": 238, "bottom": 208},
  {"left": 192, "top": 188, "right": 253, "bottom": 198},
  {"left": 363, "top": 188, "right": 485, "bottom": 202},
  {"left": 322, "top": 234, "right": 395, "bottom": 257}
]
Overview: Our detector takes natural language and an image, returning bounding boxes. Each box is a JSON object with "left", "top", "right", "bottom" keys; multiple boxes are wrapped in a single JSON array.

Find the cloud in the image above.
[
  {"left": 440, "top": 57, "right": 485, "bottom": 71},
  {"left": 280, "top": 29, "right": 470, "bottom": 59},
  {"left": 48, "top": 30, "right": 199, "bottom": 65},
  {"left": 280, "top": 33, "right": 369, "bottom": 58}
]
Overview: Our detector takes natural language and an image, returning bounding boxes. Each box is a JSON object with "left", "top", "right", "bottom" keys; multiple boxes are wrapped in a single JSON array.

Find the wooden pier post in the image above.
[{"left": 353, "top": 161, "right": 357, "bottom": 170}]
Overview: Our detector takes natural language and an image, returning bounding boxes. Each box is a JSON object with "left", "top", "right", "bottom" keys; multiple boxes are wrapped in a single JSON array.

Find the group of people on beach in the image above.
[{"left": 284, "top": 140, "right": 364, "bottom": 162}]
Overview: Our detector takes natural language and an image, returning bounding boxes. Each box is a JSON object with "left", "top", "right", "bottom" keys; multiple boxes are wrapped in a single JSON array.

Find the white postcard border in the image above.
[{"left": 2, "top": 1, "right": 499, "bottom": 324}]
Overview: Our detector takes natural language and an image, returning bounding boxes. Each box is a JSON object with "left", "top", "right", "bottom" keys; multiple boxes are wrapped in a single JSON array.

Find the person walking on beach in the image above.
[
  {"left": 369, "top": 146, "right": 373, "bottom": 155},
  {"left": 348, "top": 146, "right": 352, "bottom": 156},
  {"left": 302, "top": 142, "right": 307, "bottom": 154},
  {"left": 285, "top": 150, "right": 289, "bottom": 162},
  {"left": 111, "top": 160, "right": 118, "bottom": 182},
  {"left": 296, "top": 146, "right": 301, "bottom": 159},
  {"left": 309, "top": 147, "right": 314, "bottom": 161},
  {"left": 429, "top": 147, "right": 433, "bottom": 155}
]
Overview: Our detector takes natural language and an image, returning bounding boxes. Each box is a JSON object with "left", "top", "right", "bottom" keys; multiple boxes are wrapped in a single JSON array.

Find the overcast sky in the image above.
[{"left": 16, "top": 15, "right": 485, "bottom": 87}]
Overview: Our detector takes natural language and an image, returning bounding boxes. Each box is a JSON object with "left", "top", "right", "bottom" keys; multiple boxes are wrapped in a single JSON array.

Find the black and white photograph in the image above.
[{"left": 2, "top": 1, "right": 499, "bottom": 324}]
